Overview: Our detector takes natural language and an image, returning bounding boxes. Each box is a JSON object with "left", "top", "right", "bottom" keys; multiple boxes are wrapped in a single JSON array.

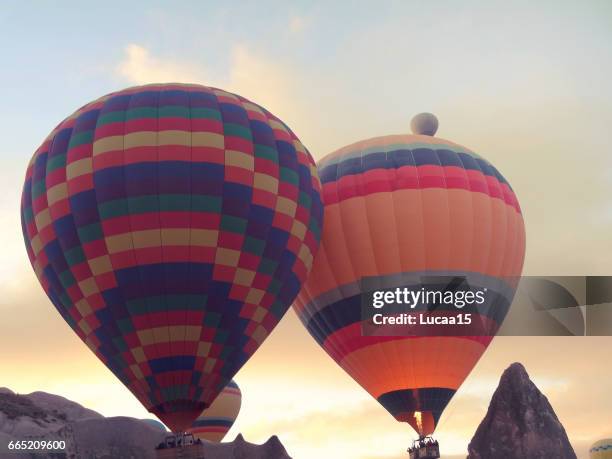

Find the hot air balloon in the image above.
[
  {"left": 591, "top": 439, "right": 612, "bottom": 459},
  {"left": 187, "top": 379, "right": 241, "bottom": 442},
  {"left": 294, "top": 114, "right": 525, "bottom": 442},
  {"left": 21, "top": 83, "right": 323, "bottom": 433}
]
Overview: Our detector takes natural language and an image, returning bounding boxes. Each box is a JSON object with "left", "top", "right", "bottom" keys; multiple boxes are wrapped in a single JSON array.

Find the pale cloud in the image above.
[
  {"left": 289, "top": 15, "right": 308, "bottom": 33},
  {"left": 116, "top": 44, "right": 207, "bottom": 85},
  {"left": 116, "top": 43, "right": 299, "bottom": 120},
  {"left": 0, "top": 155, "right": 33, "bottom": 309}
]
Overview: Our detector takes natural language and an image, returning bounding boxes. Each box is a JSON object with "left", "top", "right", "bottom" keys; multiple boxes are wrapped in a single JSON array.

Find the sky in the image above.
[{"left": 1, "top": 1, "right": 612, "bottom": 458}]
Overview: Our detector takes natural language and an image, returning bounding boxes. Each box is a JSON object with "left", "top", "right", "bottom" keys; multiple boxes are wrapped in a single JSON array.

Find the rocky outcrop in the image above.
[
  {"left": 66, "top": 416, "right": 167, "bottom": 458},
  {"left": 467, "top": 363, "right": 576, "bottom": 459},
  {"left": 26, "top": 392, "right": 102, "bottom": 423},
  {"left": 0, "top": 388, "right": 291, "bottom": 459},
  {"left": 196, "top": 434, "right": 291, "bottom": 459},
  {"left": 0, "top": 389, "right": 79, "bottom": 438},
  {"left": 0, "top": 390, "right": 165, "bottom": 458}
]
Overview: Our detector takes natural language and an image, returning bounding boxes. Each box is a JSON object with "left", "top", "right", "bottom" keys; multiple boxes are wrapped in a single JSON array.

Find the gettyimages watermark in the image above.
[{"left": 360, "top": 276, "right": 612, "bottom": 336}]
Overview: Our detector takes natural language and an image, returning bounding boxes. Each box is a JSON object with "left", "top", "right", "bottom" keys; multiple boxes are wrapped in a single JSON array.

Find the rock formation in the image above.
[
  {"left": 467, "top": 363, "right": 576, "bottom": 459},
  {"left": 0, "top": 388, "right": 291, "bottom": 459},
  {"left": 196, "top": 434, "right": 291, "bottom": 459}
]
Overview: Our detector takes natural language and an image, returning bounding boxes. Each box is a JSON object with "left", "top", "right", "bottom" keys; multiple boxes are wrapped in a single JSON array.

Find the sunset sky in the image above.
[{"left": 1, "top": 1, "right": 612, "bottom": 458}]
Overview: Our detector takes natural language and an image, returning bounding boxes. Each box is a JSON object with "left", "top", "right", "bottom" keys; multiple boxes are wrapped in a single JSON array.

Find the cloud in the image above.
[
  {"left": 114, "top": 43, "right": 307, "bottom": 137},
  {"left": 116, "top": 44, "right": 207, "bottom": 85},
  {"left": 288, "top": 15, "right": 308, "bottom": 34},
  {"left": 0, "top": 155, "right": 35, "bottom": 310}
]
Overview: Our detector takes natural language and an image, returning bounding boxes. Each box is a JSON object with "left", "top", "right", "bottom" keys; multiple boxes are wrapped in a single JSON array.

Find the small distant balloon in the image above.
[
  {"left": 188, "top": 380, "right": 241, "bottom": 442},
  {"left": 410, "top": 112, "right": 439, "bottom": 136},
  {"left": 590, "top": 439, "right": 612, "bottom": 458}
]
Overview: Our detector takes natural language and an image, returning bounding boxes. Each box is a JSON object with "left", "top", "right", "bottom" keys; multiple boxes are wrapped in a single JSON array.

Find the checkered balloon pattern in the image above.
[{"left": 20, "top": 83, "right": 323, "bottom": 432}]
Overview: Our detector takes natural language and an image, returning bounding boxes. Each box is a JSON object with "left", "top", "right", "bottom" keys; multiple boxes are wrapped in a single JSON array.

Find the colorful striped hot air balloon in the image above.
[
  {"left": 21, "top": 83, "right": 323, "bottom": 433},
  {"left": 294, "top": 113, "right": 525, "bottom": 437},
  {"left": 591, "top": 439, "right": 612, "bottom": 459},
  {"left": 188, "top": 380, "right": 241, "bottom": 442}
]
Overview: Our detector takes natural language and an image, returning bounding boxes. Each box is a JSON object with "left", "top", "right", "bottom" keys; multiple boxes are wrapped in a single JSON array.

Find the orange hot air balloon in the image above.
[
  {"left": 187, "top": 380, "right": 241, "bottom": 442},
  {"left": 294, "top": 114, "right": 526, "bottom": 437}
]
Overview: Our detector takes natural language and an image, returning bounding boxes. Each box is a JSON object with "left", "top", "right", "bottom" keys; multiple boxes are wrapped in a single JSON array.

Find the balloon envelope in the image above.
[
  {"left": 294, "top": 130, "right": 525, "bottom": 436},
  {"left": 21, "top": 83, "right": 323, "bottom": 432},
  {"left": 188, "top": 379, "right": 241, "bottom": 442}
]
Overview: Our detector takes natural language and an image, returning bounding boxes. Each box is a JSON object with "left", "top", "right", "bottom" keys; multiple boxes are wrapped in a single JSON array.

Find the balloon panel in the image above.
[
  {"left": 21, "top": 84, "right": 323, "bottom": 432},
  {"left": 295, "top": 134, "right": 525, "bottom": 436}
]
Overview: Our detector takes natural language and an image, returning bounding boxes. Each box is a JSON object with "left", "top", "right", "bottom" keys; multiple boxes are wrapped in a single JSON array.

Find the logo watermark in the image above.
[{"left": 360, "top": 276, "right": 612, "bottom": 336}]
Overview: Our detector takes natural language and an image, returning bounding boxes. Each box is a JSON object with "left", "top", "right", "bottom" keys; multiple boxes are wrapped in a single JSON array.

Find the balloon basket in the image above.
[
  {"left": 407, "top": 436, "right": 440, "bottom": 459},
  {"left": 155, "top": 432, "right": 206, "bottom": 459}
]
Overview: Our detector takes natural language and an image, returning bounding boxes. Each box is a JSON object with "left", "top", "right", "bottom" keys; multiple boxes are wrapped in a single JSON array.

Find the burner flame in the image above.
[{"left": 414, "top": 411, "right": 423, "bottom": 434}]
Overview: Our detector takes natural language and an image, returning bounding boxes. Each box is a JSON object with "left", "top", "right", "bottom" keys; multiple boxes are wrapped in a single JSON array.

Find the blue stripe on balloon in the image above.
[{"left": 319, "top": 148, "right": 509, "bottom": 186}]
